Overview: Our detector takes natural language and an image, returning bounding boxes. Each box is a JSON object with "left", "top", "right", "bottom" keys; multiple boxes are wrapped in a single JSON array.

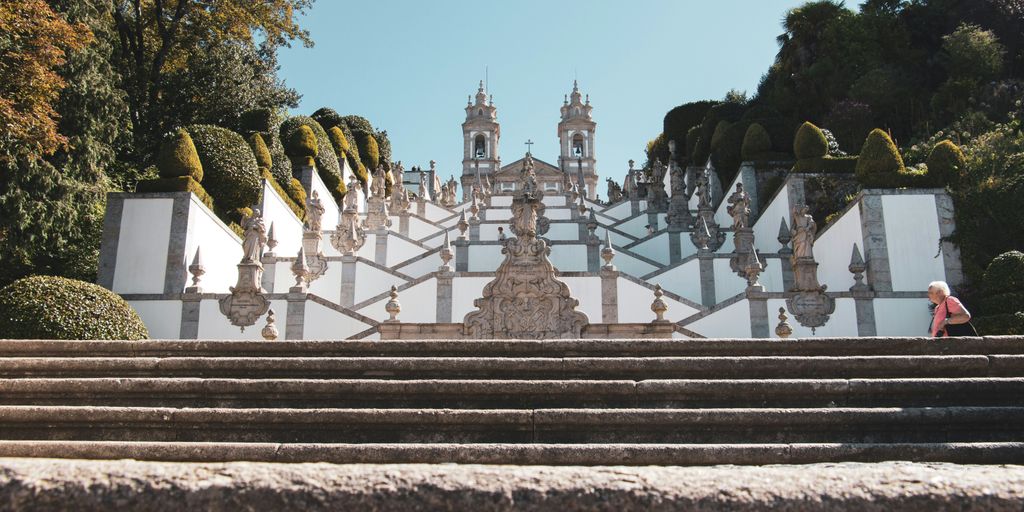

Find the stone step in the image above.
[
  {"left": 2, "top": 378, "right": 1023, "bottom": 408},
  {"left": 3, "top": 355, "right": 1022, "bottom": 379},
  {"left": 0, "top": 440, "right": 1020, "bottom": 465},
  {"left": 2, "top": 406, "right": 1020, "bottom": 444},
  {"left": 2, "top": 337, "right": 1022, "bottom": 358}
]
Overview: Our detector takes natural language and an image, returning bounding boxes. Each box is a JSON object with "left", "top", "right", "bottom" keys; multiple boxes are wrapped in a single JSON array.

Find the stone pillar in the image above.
[
  {"left": 436, "top": 269, "right": 453, "bottom": 323},
  {"left": 748, "top": 292, "right": 769, "bottom": 338},
  {"left": 163, "top": 193, "right": 192, "bottom": 294},
  {"left": 854, "top": 294, "right": 877, "bottom": 337},
  {"left": 285, "top": 292, "right": 305, "bottom": 340},
  {"left": 737, "top": 163, "right": 760, "bottom": 221},
  {"left": 668, "top": 231, "right": 682, "bottom": 265},
  {"left": 416, "top": 198, "right": 426, "bottom": 217},
  {"left": 786, "top": 175, "right": 806, "bottom": 211},
  {"left": 454, "top": 239, "right": 469, "bottom": 272},
  {"left": 630, "top": 198, "right": 640, "bottom": 217},
  {"left": 934, "top": 192, "right": 965, "bottom": 289},
  {"left": 97, "top": 193, "right": 125, "bottom": 290},
  {"left": 260, "top": 256, "right": 276, "bottom": 292},
  {"left": 398, "top": 211, "right": 410, "bottom": 237},
  {"left": 179, "top": 295, "right": 201, "bottom": 339},
  {"left": 469, "top": 218, "right": 481, "bottom": 241},
  {"left": 698, "top": 252, "right": 716, "bottom": 307},
  {"left": 587, "top": 238, "right": 601, "bottom": 272},
  {"left": 600, "top": 269, "right": 619, "bottom": 323},
  {"left": 780, "top": 256, "right": 795, "bottom": 292},
  {"left": 374, "top": 228, "right": 388, "bottom": 265},
  {"left": 294, "top": 165, "right": 315, "bottom": 195},
  {"left": 646, "top": 212, "right": 659, "bottom": 233},
  {"left": 339, "top": 255, "right": 357, "bottom": 307},
  {"left": 858, "top": 193, "right": 892, "bottom": 292}
]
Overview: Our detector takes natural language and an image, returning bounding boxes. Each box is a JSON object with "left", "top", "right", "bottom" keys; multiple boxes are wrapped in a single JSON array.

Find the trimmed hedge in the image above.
[
  {"left": 925, "top": 140, "right": 967, "bottom": 186},
  {"left": 710, "top": 120, "right": 731, "bottom": 151},
  {"left": 794, "top": 122, "right": 829, "bottom": 160},
  {"left": 741, "top": 123, "right": 772, "bottom": 161},
  {"left": 135, "top": 176, "right": 215, "bottom": 210},
  {"left": 792, "top": 156, "right": 859, "bottom": 173},
  {"left": 663, "top": 101, "right": 718, "bottom": 159},
  {"left": 279, "top": 116, "right": 344, "bottom": 202},
  {"left": 185, "top": 124, "right": 262, "bottom": 211},
  {"left": 0, "top": 276, "right": 149, "bottom": 340},
  {"left": 311, "top": 107, "right": 343, "bottom": 130},
  {"left": 239, "top": 108, "right": 279, "bottom": 135},
  {"left": 248, "top": 133, "right": 273, "bottom": 171},
  {"left": 286, "top": 125, "right": 318, "bottom": 167},
  {"left": 975, "top": 251, "right": 1024, "bottom": 335},
  {"left": 157, "top": 129, "right": 203, "bottom": 181},
  {"left": 685, "top": 126, "right": 700, "bottom": 163},
  {"left": 856, "top": 128, "right": 906, "bottom": 187},
  {"left": 692, "top": 102, "right": 745, "bottom": 166},
  {"left": 354, "top": 130, "right": 381, "bottom": 172},
  {"left": 339, "top": 115, "right": 374, "bottom": 135}
]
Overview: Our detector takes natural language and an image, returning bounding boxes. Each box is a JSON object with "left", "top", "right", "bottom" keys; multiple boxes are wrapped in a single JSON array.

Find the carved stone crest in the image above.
[
  {"left": 785, "top": 204, "right": 835, "bottom": 332},
  {"left": 220, "top": 210, "right": 270, "bottom": 330},
  {"left": 331, "top": 199, "right": 366, "bottom": 256}
]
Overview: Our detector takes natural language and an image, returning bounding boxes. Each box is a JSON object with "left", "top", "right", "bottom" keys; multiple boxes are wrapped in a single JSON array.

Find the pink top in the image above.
[{"left": 931, "top": 296, "right": 968, "bottom": 337}]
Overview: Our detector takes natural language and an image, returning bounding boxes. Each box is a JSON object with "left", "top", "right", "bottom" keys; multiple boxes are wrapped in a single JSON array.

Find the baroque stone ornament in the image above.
[
  {"left": 775, "top": 307, "right": 793, "bottom": 339},
  {"left": 849, "top": 244, "right": 869, "bottom": 292},
  {"left": 261, "top": 309, "right": 279, "bottom": 341},
  {"left": 265, "top": 222, "right": 278, "bottom": 257},
  {"left": 666, "top": 142, "right": 691, "bottom": 230},
  {"left": 302, "top": 192, "right": 328, "bottom": 283},
  {"left": 290, "top": 246, "right": 309, "bottom": 292},
  {"left": 690, "top": 169, "right": 725, "bottom": 252},
  {"left": 220, "top": 211, "right": 270, "bottom": 330},
  {"left": 601, "top": 230, "right": 616, "bottom": 270},
  {"left": 649, "top": 158, "right": 669, "bottom": 212},
  {"left": 726, "top": 183, "right": 750, "bottom": 230},
  {"left": 439, "top": 230, "right": 454, "bottom": 271},
  {"left": 385, "top": 286, "right": 401, "bottom": 322},
  {"left": 777, "top": 217, "right": 793, "bottom": 255},
  {"left": 463, "top": 155, "right": 588, "bottom": 339},
  {"left": 186, "top": 246, "right": 204, "bottom": 293},
  {"left": 785, "top": 204, "right": 835, "bottom": 333},
  {"left": 651, "top": 285, "right": 668, "bottom": 322},
  {"left": 331, "top": 196, "right": 366, "bottom": 256}
]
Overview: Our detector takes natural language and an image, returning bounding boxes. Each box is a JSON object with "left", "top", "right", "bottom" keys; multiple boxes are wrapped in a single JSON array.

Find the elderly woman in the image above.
[{"left": 928, "top": 280, "right": 974, "bottom": 337}]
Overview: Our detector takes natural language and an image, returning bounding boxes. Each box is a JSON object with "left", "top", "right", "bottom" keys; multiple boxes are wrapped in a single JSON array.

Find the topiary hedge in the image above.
[
  {"left": 792, "top": 155, "right": 859, "bottom": 173},
  {"left": 238, "top": 108, "right": 280, "bottom": 135},
  {"left": 741, "top": 123, "right": 772, "bottom": 161},
  {"left": 354, "top": 130, "right": 381, "bottom": 172},
  {"left": 691, "top": 102, "right": 746, "bottom": 166},
  {"left": 157, "top": 129, "right": 203, "bottom": 182},
  {"left": 286, "top": 125, "right": 318, "bottom": 167},
  {"left": 0, "top": 276, "right": 149, "bottom": 340},
  {"left": 794, "top": 122, "right": 829, "bottom": 160},
  {"left": 663, "top": 101, "right": 718, "bottom": 161},
  {"left": 279, "top": 116, "right": 344, "bottom": 202},
  {"left": 135, "top": 176, "right": 215, "bottom": 211},
  {"left": 311, "top": 107, "right": 343, "bottom": 130},
  {"left": 248, "top": 133, "right": 273, "bottom": 171},
  {"left": 185, "top": 124, "right": 262, "bottom": 212},
  {"left": 925, "top": 140, "right": 967, "bottom": 187},
  {"left": 856, "top": 128, "right": 906, "bottom": 187},
  {"left": 974, "top": 250, "right": 1024, "bottom": 335}
]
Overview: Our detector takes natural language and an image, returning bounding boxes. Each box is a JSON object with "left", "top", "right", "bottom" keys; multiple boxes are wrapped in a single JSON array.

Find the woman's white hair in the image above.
[{"left": 928, "top": 281, "right": 951, "bottom": 295}]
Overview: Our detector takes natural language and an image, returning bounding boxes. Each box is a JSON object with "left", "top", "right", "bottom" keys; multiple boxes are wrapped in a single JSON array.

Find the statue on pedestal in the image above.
[{"left": 726, "top": 183, "right": 751, "bottom": 230}]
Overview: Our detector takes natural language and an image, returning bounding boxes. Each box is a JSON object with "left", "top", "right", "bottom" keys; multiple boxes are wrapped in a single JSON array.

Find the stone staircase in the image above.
[{"left": 0, "top": 337, "right": 1022, "bottom": 465}]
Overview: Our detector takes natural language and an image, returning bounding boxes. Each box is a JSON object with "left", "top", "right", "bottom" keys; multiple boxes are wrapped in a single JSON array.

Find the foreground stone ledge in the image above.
[{"left": 2, "top": 458, "right": 1023, "bottom": 511}]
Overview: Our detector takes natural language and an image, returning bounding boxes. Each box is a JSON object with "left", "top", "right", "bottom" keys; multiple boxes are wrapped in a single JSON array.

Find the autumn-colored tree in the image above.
[{"left": 0, "top": 0, "right": 92, "bottom": 160}]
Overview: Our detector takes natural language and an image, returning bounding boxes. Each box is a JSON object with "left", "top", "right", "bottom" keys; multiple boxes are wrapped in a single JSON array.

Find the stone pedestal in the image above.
[
  {"left": 218, "top": 261, "right": 270, "bottom": 330},
  {"left": 454, "top": 239, "right": 469, "bottom": 272},
  {"left": 374, "top": 228, "right": 389, "bottom": 265},
  {"left": 302, "top": 231, "right": 328, "bottom": 282},
  {"left": 339, "top": 255, "right": 357, "bottom": 307}
]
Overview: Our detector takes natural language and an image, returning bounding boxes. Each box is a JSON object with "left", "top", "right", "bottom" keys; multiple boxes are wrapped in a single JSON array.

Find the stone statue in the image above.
[
  {"left": 371, "top": 165, "right": 386, "bottom": 198},
  {"left": 791, "top": 204, "right": 816, "bottom": 259},
  {"left": 606, "top": 177, "right": 623, "bottom": 204},
  {"left": 418, "top": 171, "right": 428, "bottom": 199},
  {"left": 669, "top": 161, "right": 685, "bottom": 196},
  {"left": 652, "top": 159, "right": 667, "bottom": 184},
  {"left": 306, "top": 191, "right": 325, "bottom": 232},
  {"left": 623, "top": 170, "right": 636, "bottom": 195},
  {"left": 343, "top": 176, "right": 360, "bottom": 211},
  {"left": 241, "top": 209, "right": 267, "bottom": 263},
  {"left": 433, "top": 172, "right": 442, "bottom": 202},
  {"left": 726, "top": 183, "right": 750, "bottom": 230},
  {"left": 695, "top": 169, "right": 712, "bottom": 210}
]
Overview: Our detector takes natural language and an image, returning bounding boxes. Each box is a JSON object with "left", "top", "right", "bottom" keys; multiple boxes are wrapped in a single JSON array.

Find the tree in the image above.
[{"left": 0, "top": 0, "right": 92, "bottom": 161}]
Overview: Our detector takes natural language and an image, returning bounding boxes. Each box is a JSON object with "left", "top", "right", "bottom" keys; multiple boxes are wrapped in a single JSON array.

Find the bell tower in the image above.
[
  {"left": 462, "top": 80, "right": 500, "bottom": 200},
  {"left": 558, "top": 80, "right": 597, "bottom": 199}
]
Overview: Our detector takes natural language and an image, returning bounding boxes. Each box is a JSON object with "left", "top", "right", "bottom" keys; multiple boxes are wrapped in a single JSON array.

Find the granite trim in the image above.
[
  {"left": 162, "top": 193, "right": 193, "bottom": 294},
  {"left": 96, "top": 193, "right": 125, "bottom": 289}
]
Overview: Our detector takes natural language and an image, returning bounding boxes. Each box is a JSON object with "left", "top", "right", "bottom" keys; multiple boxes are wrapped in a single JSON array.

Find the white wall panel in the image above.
[{"left": 113, "top": 198, "right": 174, "bottom": 293}]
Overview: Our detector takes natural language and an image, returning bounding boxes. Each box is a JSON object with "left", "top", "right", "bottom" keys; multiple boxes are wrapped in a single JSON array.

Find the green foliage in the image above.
[
  {"left": 135, "top": 176, "right": 214, "bottom": 210},
  {"left": 663, "top": 101, "right": 718, "bottom": 158},
  {"left": 692, "top": 102, "right": 745, "bottom": 166},
  {"left": 185, "top": 124, "right": 261, "bottom": 211},
  {"left": 327, "top": 126, "right": 352, "bottom": 157},
  {"left": 685, "top": 126, "right": 700, "bottom": 161},
  {"left": 794, "top": 122, "right": 829, "bottom": 160},
  {"left": 710, "top": 120, "right": 732, "bottom": 151},
  {"left": 239, "top": 108, "right": 281, "bottom": 136},
  {"left": 339, "top": 115, "right": 375, "bottom": 134},
  {"left": 0, "top": 275, "right": 148, "bottom": 340},
  {"left": 354, "top": 130, "right": 380, "bottom": 172},
  {"left": 855, "top": 128, "right": 906, "bottom": 187},
  {"left": 248, "top": 132, "right": 273, "bottom": 171},
  {"left": 925, "top": 140, "right": 967, "bottom": 186},
  {"left": 792, "top": 155, "right": 859, "bottom": 173},
  {"left": 311, "top": 107, "right": 343, "bottom": 130},
  {"left": 279, "top": 116, "right": 343, "bottom": 201},
  {"left": 974, "top": 251, "right": 1024, "bottom": 335},
  {"left": 711, "top": 120, "right": 750, "bottom": 184},
  {"left": 157, "top": 129, "right": 203, "bottom": 181},
  {"left": 286, "top": 125, "right": 318, "bottom": 166},
  {"left": 742, "top": 123, "right": 773, "bottom": 160},
  {"left": 286, "top": 177, "right": 307, "bottom": 215},
  {"left": 644, "top": 133, "right": 669, "bottom": 171},
  {"left": 942, "top": 23, "right": 1005, "bottom": 83},
  {"left": 823, "top": 100, "right": 875, "bottom": 154}
]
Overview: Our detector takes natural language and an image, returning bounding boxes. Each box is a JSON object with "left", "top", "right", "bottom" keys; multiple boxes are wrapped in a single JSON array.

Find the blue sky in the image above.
[{"left": 278, "top": 1, "right": 810, "bottom": 190}]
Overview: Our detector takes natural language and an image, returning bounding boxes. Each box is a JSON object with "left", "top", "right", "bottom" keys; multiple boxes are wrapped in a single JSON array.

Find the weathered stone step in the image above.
[
  {"left": 2, "top": 337, "right": 1022, "bottom": 358},
  {"left": 2, "top": 406, "right": 1020, "bottom": 444},
  {"left": 2, "top": 355, "right": 1020, "bottom": 379},
  {"left": 3, "top": 378, "right": 1023, "bottom": 408},
  {"left": 0, "top": 440, "right": 1020, "bottom": 465}
]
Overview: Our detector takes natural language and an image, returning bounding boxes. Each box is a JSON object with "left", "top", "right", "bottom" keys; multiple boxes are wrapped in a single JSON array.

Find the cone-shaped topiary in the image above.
[
  {"left": 741, "top": 123, "right": 772, "bottom": 161},
  {"left": 157, "top": 129, "right": 203, "bottom": 181},
  {"left": 354, "top": 130, "right": 380, "bottom": 171},
  {"left": 975, "top": 250, "right": 1024, "bottom": 335},
  {"left": 0, "top": 276, "right": 149, "bottom": 340},
  {"left": 286, "top": 125, "right": 318, "bottom": 167},
  {"left": 186, "top": 124, "right": 261, "bottom": 212},
  {"left": 279, "top": 116, "right": 343, "bottom": 200},
  {"left": 794, "top": 122, "right": 829, "bottom": 160},
  {"left": 710, "top": 120, "right": 731, "bottom": 151},
  {"left": 926, "top": 140, "right": 967, "bottom": 186},
  {"left": 856, "top": 128, "right": 906, "bottom": 187},
  {"left": 327, "top": 126, "right": 351, "bottom": 157},
  {"left": 248, "top": 133, "right": 273, "bottom": 171}
]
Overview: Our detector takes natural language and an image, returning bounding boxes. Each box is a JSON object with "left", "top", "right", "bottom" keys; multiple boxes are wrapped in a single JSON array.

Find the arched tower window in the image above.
[
  {"left": 478, "top": 108, "right": 483, "bottom": 116},
  {"left": 571, "top": 133, "right": 585, "bottom": 158},
  {"left": 474, "top": 134, "right": 487, "bottom": 158}
]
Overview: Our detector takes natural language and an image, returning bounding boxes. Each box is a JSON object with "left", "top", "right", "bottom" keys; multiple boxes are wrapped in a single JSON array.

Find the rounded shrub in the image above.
[
  {"left": 692, "top": 102, "right": 746, "bottom": 166},
  {"left": 664, "top": 101, "right": 718, "bottom": 155},
  {"left": 248, "top": 133, "right": 273, "bottom": 171},
  {"left": 926, "top": 140, "right": 967, "bottom": 186},
  {"left": 185, "top": 124, "right": 261, "bottom": 211},
  {"left": 286, "top": 125, "right": 318, "bottom": 167},
  {"left": 0, "top": 276, "right": 149, "bottom": 340},
  {"left": 279, "top": 116, "right": 343, "bottom": 199},
  {"left": 238, "top": 108, "right": 279, "bottom": 135},
  {"left": 709, "top": 120, "right": 731, "bottom": 151},
  {"left": 157, "top": 129, "right": 203, "bottom": 181},
  {"left": 741, "top": 123, "right": 772, "bottom": 161},
  {"left": 855, "top": 128, "right": 906, "bottom": 187},
  {"left": 311, "top": 107, "right": 343, "bottom": 130},
  {"left": 354, "top": 130, "right": 381, "bottom": 172},
  {"left": 794, "top": 122, "right": 829, "bottom": 160},
  {"left": 340, "top": 115, "right": 375, "bottom": 135},
  {"left": 712, "top": 120, "right": 752, "bottom": 184},
  {"left": 685, "top": 126, "right": 700, "bottom": 162},
  {"left": 975, "top": 250, "right": 1024, "bottom": 335}
]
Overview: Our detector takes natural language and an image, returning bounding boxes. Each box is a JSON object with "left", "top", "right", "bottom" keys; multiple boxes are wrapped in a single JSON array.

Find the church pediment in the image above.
[{"left": 496, "top": 156, "right": 563, "bottom": 180}]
